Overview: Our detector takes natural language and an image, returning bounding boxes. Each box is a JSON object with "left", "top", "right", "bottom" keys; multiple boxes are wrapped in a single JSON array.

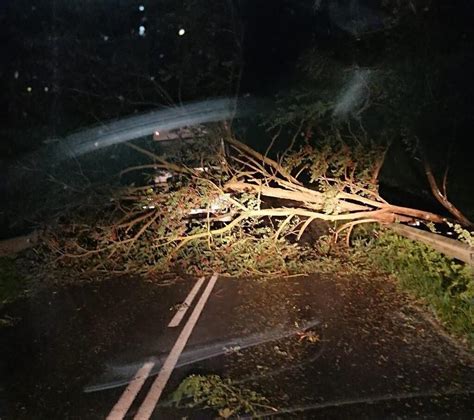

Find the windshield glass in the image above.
[{"left": 1, "top": 1, "right": 473, "bottom": 419}]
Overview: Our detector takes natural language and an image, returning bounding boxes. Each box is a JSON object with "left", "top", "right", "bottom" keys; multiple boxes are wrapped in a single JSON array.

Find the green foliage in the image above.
[
  {"left": 282, "top": 133, "right": 385, "bottom": 196},
  {"left": 166, "top": 374, "right": 271, "bottom": 418},
  {"left": 262, "top": 49, "right": 394, "bottom": 196},
  {"left": 364, "top": 230, "right": 474, "bottom": 347},
  {"left": 176, "top": 224, "right": 312, "bottom": 277},
  {"left": 445, "top": 222, "right": 474, "bottom": 247},
  {"left": 40, "top": 133, "right": 348, "bottom": 278}
]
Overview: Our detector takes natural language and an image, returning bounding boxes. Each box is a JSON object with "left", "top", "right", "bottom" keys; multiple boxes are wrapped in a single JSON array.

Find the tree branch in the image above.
[{"left": 423, "top": 157, "right": 473, "bottom": 227}]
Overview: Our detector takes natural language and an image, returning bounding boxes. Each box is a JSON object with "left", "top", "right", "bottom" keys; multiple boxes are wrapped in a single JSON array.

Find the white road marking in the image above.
[
  {"left": 168, "top": 276, "right": 205, "bottom": 328},
  {"left": 134, "top": 273, "right": 219, "bottom": 420},
  {"left": 106, "top": 361, "right": 155, "bottom": 420},
  {"left": 106, "top": 276, "right": 208, "bottom": 419}
]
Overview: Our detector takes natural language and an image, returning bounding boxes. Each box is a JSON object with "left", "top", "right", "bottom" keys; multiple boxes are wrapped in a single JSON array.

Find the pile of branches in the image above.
[{"left": 42, "top": 128, "right": 457, "bottom": 278}]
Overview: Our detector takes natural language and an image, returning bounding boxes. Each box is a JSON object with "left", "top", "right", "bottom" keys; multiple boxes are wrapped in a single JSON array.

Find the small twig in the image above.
[
  {"left": 296, "top": 216, "right": 316, "bottom": 241},
  {"left": 108, "top": 211, "right": 162, "bottom": 255},
  {"left": 227, "top": 137, "right": 302, "bottom": 185},
  {"left": 442, "top": 164, "right": 449, "bottom": 198},
  {"left": 119, "top": 164, "right": 163, "bottom": 177},
  {"left": 116, "top": 211, "right": 155, "bottom": 233},
  {"left": 422, "top": 155, "right": 472, "bottom": 227},
  {"left": 279, "top": 120, "right": 304, "bottom": 167},
  {"left": 274, "top": 215, "right": 294, "bottom": 243},
  {"left": 334, "top": 218, "right": 380, "bottom": 244},
  {"left": 230, "top": 151, "right": 270, "bottom": 177},
  {"left": 197, "top": 177, "right": 248, "bottom": 211},
  {"left": 294, "top": 164, "right": 309, "bottom": 180},
  {"left": 370, "top": 145, "right": 389, "bottom": 186},
  {"left": 264, "top": 127, "right": 282, "bottom": 161},
  {"left": 125, "top": 143, "right": 192, "bottom": 175}
]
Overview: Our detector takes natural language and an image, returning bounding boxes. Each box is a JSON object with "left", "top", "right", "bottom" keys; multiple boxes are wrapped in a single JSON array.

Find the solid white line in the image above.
[
  {"left": 105, "top": 276, "right": 207, "bottom": 419},
  {"left": 168, "top": 276, "right": 205, "bottom": 328},
  {"left": 134, "top": 273, "right": 219, "bottom": 420},
  {"left": 106, "top": 361, "right": 155, "bottom": 420}
]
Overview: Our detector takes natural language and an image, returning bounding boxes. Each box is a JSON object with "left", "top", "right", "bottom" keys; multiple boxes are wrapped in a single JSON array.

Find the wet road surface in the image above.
[{"left": 1, "top": 272, "right": 473, "bottom": 419}]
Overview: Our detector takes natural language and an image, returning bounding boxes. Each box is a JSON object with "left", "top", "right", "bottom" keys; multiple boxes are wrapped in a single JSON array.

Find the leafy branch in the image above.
[{"left": 39, "top": 126, "right": 453, "bottom": 278}]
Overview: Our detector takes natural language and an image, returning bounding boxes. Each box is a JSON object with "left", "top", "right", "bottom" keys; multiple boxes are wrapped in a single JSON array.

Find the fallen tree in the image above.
[{"left": 39, "top": 125, "right": 469, "bottom": 278}]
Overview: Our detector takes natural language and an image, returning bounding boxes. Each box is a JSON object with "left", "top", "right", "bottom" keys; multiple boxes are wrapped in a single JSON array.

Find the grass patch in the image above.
[{"left": 359, "top": 230, "right": 474, "bottom": 348}]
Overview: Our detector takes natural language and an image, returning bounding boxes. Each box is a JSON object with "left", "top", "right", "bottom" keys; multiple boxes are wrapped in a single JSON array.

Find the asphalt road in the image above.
[{"left": 1, "top": 271, "right": 473, "bottom": 419}]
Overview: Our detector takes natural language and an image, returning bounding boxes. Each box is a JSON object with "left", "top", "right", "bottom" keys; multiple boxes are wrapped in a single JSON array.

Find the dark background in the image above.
[{"left": 0, "top": 0, "right": 473, "bottom": 231}]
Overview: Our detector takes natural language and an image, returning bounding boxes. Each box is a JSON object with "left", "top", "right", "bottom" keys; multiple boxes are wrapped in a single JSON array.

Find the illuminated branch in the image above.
[
  {"left": 42, "top": 133, "right": 452, "bottom": 278},
  {"left": 423, "top": 157, "right": 472, "bottom": 227},
  {"left": 224, "top": 180, "right": 370, "bottom": 212},
  {"left": 227, "top": 137, "right": 301, "bottom": 185}
]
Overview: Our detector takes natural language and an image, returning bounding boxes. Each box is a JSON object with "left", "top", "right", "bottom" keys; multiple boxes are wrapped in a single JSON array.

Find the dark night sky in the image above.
[
  {"left": 0, "top": 0, "right": 473, "bottom": 211},
  {"left": 1, "top": 1, "right": 473, "bottom": 136}
]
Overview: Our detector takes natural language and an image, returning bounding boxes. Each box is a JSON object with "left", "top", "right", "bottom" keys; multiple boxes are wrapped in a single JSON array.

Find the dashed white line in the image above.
[
  {"left": 168, "top": 276, "right": 205, "bottom": 328},
  {"left": 134, "top": 273, "right": 219, "bottom": 420}
]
